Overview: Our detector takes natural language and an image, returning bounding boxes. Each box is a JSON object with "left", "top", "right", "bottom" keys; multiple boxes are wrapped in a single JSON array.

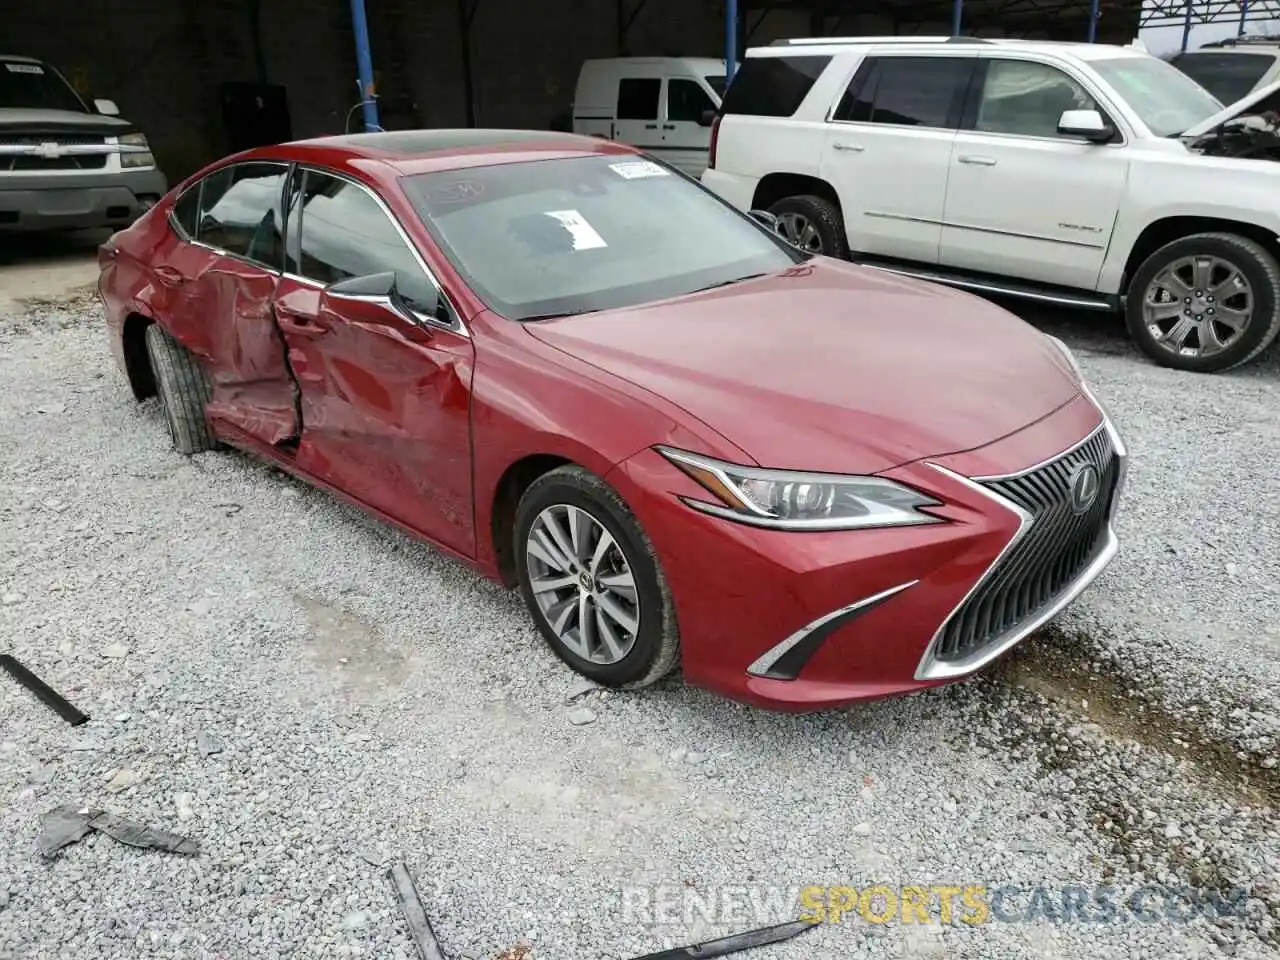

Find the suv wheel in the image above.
[
  {"left": 1126, "top": 232, "right": 1280, "bottom": 373},
  {"left": 767, "top": 195, "right": 849, "bottom": 259}
]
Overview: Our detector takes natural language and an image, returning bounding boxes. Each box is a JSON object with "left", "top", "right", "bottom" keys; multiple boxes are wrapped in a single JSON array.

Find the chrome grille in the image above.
[
  {"left": 934, "top": 426, "right": 1119, "bottom": 663},
  {"left": 0, "top": 135, "right": 109, "bottom": 171}
]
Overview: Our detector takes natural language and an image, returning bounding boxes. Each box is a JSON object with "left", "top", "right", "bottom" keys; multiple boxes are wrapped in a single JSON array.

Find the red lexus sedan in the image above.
[{"left": 98, "top": 130, "right": 1128, "bottom": 712}]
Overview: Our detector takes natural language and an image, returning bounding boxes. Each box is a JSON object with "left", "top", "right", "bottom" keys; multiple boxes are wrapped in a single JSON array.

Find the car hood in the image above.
[
  {"left": 0, "top": 108, "right": 134, "bottom": 136},
  {"left": 524, "top": 258, "right": 1081, "bottom": 475},
  {"left": 1182, "top": 76, "right": 1280, "bottom": 139}
]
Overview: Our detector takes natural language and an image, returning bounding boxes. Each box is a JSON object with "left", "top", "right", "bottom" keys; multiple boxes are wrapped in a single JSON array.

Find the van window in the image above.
[
  {"left": 668, "top": 78, "right": 716, "bottom": 122},
  {"left": 718, "top": 56, "right": 832, "bottom": 117},
  {"left": 617, "top": 78, "right": 661, "bottom": 120}
]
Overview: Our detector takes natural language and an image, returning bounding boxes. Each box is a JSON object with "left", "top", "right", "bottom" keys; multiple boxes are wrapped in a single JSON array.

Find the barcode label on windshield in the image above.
[{"left": 609, "top": 160, "right": 669, "bottom": 179}]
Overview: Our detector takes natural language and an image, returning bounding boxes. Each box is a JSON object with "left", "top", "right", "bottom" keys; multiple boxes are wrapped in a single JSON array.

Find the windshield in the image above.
[
  {"left": 1091, "top": 56, "right": 1224, "bottom": 137},
  {"left": 401, "top": 154, "right": 802, "bottom": 320},
  {"left": 706, "top": 75, "right": 727, "bottom": 98},
  {"left": 0, "top": 60, "right": 86, "bottom": 112},
  {"left": 1170, "top": 51, "right": 1276, "bottom": 105}
]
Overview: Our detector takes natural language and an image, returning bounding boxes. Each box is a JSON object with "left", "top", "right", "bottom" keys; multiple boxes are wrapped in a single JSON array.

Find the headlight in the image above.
[
  {"left": 656, "top": 447, "right": 943, "bottom": 531},
  {"left": 1045, "top": 334, "right": 1084, "bottom": 380},
  {"left": 119, "top": 133, "right": 155, "bottom": 169}
]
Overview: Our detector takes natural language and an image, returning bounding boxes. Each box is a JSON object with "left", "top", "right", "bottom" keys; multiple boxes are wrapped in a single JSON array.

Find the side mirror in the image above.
[
  {"left": 699, "top": 108, "right": 717, "bottom": 128},
  {"left": 748, "top": 209, "right": 781, "bottom": 232},
  {"left": 325, "top": 271, "right": 442, "bottom": 331},
  {"left": 94, "top": 98, "right": 120, "bottom": 116},
  {"left": 1057, "top": 109, "right": 1114, "bottom": 143}
]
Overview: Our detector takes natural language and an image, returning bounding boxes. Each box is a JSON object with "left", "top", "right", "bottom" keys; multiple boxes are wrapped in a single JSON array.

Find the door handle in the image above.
[
  {"left": 277, "top": 315, "right": 329, "bottom": 337},
  {"left": 661, "top": 123, "right": 675, "bottom": 130},
  {"left": 958, "top": 154, "right": 997, "bottom": 166},
  {"left": 644, "top": 123, "right": 658, "bottom": 129},
  {"left": 154, "top": 265, "right": 186, "bottom": 284},
  {"left": 831, "top": 142, "right": 865, "bottom": 152}
]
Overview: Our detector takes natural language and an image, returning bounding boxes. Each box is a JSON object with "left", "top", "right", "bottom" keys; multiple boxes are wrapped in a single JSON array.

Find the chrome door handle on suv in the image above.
[
  {"left": 832, "top": 142, "right": 865, "bottom": 152},
  {"left": 958, "top": 154, "right": 997, "bottom": 166}
]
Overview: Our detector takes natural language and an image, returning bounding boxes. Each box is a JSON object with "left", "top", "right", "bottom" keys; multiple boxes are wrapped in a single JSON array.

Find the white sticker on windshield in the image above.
[
  {"left": 609, "top": 160, "right": 669, "bottom": 180},
  {"left": 543, "top": 209, "right": 608, "bottom": 250},
  {"left": 4, "top": 63, "right": 45, "bottom": 75}
]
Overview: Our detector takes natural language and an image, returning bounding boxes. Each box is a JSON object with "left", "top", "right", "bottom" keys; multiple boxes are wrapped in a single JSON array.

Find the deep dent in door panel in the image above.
[
  {"left": 190, "top": 260, "right": 298, "bottom": 445},
  {"left": 292, "top": 312, "right": 476, "bottom": 556}
]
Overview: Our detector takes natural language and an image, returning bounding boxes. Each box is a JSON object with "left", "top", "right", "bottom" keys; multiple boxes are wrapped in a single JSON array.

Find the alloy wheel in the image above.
[
  {"left": 776, "top": 213, "right": 824, "bottom": 253},
  {"left": 525, "top": 503, "right": 640, "bottom": 665},
  {"left": 1141, "top": 255, "right": 1254, "bottom": 359}
]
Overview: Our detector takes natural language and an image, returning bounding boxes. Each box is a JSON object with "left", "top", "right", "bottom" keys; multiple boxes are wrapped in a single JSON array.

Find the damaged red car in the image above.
[{"left": 98, "top": 130, "right": 1128, "bottom": 712}]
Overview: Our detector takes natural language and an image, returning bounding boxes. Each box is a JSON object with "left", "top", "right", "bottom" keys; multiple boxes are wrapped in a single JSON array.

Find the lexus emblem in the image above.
[{"left": 1068, "top": 463, "right": 1101, "bottom": 515}]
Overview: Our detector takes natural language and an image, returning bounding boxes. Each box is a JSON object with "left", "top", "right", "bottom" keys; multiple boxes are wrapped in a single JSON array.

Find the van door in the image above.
[
  {"left": 662, "top": 75, "right": 718, "bottom": 177},
  {"left": 612, "top": 76, "right": 663, "bottom": 152}
]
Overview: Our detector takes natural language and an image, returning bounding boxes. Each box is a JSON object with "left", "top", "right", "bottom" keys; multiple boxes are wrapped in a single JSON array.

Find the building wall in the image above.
[{"left": 7, "top": 0, "right": 1137, "bottom": 184}]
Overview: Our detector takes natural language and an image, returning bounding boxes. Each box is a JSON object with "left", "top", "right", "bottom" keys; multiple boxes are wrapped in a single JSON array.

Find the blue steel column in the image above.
[
  {"left": 1087, "top": 0, "right": 1100, "bottom": 41},
  {"left": 951, "top": 0, "right": 964, "bottom": 35},
  {"left": 1181, "top": 0, "right": 1193, "bottom": 52},
  {"left": 726, "top": 0, "right": 738, "bottom": 83},
  {"left": 1239, "top": 0, "right": 1250, "bottom": 35},
  {"left": 350, "top": 0, "right": 380, "bottom": 131}
]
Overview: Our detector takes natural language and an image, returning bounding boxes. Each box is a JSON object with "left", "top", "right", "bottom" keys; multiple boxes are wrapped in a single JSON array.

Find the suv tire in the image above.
[
  {"left": 1126, "top": 232, "right": 1280, "bottom": 373},
  {"left": 767, "top": 195, "right": 849, "bottom": 259}
]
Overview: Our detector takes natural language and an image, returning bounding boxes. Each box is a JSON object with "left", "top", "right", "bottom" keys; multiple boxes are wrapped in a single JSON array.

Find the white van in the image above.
[{"left": 572, "top": 57, "right": 731, "bottom": 177}]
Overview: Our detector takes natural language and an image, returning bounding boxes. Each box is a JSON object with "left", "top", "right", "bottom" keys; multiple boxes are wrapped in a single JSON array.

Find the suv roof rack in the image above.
[
  {"left": 768, "top": 35, "right": 989, "bottom": 46},
  {"left": 1199, "top": 35, "right": 1280, "bottom": 47}
]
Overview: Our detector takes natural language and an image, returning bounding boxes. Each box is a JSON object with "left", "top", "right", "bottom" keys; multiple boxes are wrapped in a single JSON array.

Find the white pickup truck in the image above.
[{"left": 701, "top": 36, "right": 1280, "bottom": 373}]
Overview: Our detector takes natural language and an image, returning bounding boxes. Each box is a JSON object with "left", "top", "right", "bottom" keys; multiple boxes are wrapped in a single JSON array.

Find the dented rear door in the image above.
[{"left": 154, "top": 161, "right": 299, "bottom": 446}]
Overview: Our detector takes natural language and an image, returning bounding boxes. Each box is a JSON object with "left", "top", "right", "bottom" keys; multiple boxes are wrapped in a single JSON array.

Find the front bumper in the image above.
[
  {"left": 0, "top": 168, "right": 167, "bottom": 231},
  {"left": 605, "top": 390, "right": 1126, "bottom": 712}
]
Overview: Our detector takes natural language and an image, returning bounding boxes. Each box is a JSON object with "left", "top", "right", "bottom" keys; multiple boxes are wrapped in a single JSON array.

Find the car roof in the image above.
[
  {"left": 750, "top": 36, "right": 1145, "bottom": 63},
  {"left": 255, "top": 128, "right": 645, "bottom": 178},
  {"left": 0, "top": 54, "right": 45, "bottom": 63}
]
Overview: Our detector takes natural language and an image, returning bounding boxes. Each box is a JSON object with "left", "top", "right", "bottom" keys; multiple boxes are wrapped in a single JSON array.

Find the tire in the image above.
[
  {"left": 514, "top": 465, "right": 680, "bottom": 689},
  {"left": 144, "top": 323, "right": 218, "bottom": 455},
  {"left": 1125, "top": 232, "right": 1280, "bottom": 373},
  {"left": 767, "top": 194, "right": 850, "bottom": 259}
]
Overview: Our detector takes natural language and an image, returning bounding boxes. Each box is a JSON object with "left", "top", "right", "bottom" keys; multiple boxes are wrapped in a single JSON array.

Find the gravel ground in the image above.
[{"left": 0, "top": 295, "right": 1277, "bottom": 960}]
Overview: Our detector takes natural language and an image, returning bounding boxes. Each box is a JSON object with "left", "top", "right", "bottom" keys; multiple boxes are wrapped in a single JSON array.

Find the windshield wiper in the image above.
[
  {"left": 518, "top": 309, "right": 600, "bottom": 323},
  {"left": 688, "top": 273, "right": 769, "bottom": 294}
]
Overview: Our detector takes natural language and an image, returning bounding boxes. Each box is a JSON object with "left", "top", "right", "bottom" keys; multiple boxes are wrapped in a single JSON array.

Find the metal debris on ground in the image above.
[
  {"left": 37, "top": 804, "right": 200, "bottom": 859},
  {"left": 387, "top": 861, "right": 448, "bottom": 960},
  {"left": 0, "top": 654, "right": 90, "bottom": 726},
  {"left": 626, "top": 918, "right": 818, "bottom": 960}
]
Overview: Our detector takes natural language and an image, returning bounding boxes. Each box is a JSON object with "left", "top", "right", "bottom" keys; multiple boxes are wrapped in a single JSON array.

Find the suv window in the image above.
[
  {"left": 196, "top": 162, "right": 288, "bottom": 267},
  {"left": 667, "top": 78, "right": 715, "bottom": 123},
  {"left": 973, "top": 59, "right": 1100, "bottom": 139},
  {"left": 289, "top": 170, "right": 439, "bottom": 315},
  {"left": 836, "top": 56, "right": 972, "bottom": 128},
  {"left": 617, "top": 78, "right": 661, "bottom": 120},
  {"left": 1171, "top": 51, "right": 1274, "bottom": 104},
  {"left": 719, "top": 55, "right": 832, "bottom": 117}
]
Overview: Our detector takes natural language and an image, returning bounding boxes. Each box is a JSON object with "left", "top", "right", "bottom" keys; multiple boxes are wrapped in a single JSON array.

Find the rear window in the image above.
[
  {"left": 719, "top": 55, "right": 832, "bottom": 117},
  {"left": 1170, "top": 51, "right": 1276, "bottom": 104}
]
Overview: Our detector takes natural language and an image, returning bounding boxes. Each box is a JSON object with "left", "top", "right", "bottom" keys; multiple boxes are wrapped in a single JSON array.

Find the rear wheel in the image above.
[
  {"left": 767, "top": 194, "right": 849, "bottom": 259},
  {"left": 144, "top": 324, "right": 218, "bottom": 455},
  {"left": 1126, "top": 232, "right": 1280, "bottom": 373},
  {"left": 514, "top": 465, "right": 680, "bottom": 689}
]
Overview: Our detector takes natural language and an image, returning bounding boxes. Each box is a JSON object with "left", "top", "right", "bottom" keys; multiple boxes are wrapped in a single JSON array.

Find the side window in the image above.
[
  {"left": 617, "top": 78, "right": 661, "bottom": 120},
  {"left": 974, "top": 59, "right": 1100, "bottom": 139},
  {"left": 667, "top": 78, "right": 715, "bottom": 123},
  {"left": 835, "top": 56, "right": 972, "bottom": 128},
  {"left": 171, "top": 183, "right": 201, "bottom": 239},
  {"left": 718, "top": 55, "right": 832, "bottom": 117},
  {"left": 196, "top": 162, "right": 288, "bottom": 267},
  {"left": 291, "top": 170, "right": 440, "bottom": 315}
]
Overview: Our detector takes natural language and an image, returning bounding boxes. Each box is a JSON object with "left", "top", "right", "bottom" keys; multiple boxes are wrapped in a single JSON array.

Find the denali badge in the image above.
[{"left": 1069, "top": 463, "right": 1101, "bottom": 515}]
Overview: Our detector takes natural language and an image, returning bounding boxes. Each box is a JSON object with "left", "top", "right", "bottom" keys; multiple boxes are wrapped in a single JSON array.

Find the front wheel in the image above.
[
  {"left": 514, "top": 465, "right": 680, "bottom": 689},
  {"left": 1125, "top": 232, "right": 1280, "bottom": 373},
  {"left": 144, "top": 323, "right": 219, "bottom": 454}
]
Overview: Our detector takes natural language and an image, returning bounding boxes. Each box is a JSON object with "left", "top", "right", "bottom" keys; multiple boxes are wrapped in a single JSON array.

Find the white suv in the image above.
[{"left": 701, "top": 36, "right": 1280, "bottom": 373}]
